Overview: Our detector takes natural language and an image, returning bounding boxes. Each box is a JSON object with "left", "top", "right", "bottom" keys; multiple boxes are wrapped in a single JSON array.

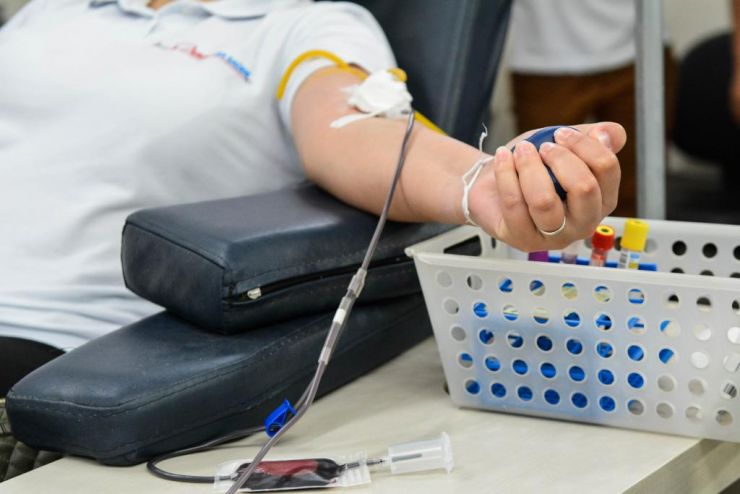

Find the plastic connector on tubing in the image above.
[
  {"left": 384, "top": 432, "right": 454, "bottom": 475},
  {"left": 348, "top": 269, "right": 367, "bottom": 297},
  {"left": 264, "top": 399, "right": 297, "bottom": 438}
]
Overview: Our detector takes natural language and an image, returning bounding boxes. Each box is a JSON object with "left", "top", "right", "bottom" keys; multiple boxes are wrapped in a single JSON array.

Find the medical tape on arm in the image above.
[{"left": 329, "top": 69, "right": 413, "bottom": 128}]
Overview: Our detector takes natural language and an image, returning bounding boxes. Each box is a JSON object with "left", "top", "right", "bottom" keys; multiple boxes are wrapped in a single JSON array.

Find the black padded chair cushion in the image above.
[{"left": 6, "top": 295, "right": 431, "bottom": 465}]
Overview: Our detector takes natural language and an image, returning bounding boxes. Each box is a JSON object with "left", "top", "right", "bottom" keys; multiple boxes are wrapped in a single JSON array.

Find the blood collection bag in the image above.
[
  {"left": 214, "top": 455, "right": 371, "bottom": 492},
  {"left": 214, "top": 433, "right": 453, "bottom": 492}
]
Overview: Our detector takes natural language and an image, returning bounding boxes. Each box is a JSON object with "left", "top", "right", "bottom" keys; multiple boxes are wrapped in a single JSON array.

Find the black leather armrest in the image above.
[{"left": 122, "top": 184, "right": 450, "bottom": 334}]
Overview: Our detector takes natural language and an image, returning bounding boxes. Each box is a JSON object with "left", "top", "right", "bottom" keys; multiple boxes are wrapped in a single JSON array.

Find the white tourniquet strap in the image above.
[{"left": 461, "top": 127, "right": 493, "bottom": 226}]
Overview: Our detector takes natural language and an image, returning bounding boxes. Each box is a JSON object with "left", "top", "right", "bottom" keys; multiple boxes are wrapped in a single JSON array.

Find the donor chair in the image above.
[{"left": 7, "top": 0, "right": 513, "bottom": 466}]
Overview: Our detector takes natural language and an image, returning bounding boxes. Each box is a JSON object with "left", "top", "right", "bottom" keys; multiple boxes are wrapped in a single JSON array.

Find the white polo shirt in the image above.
[{"left": 0, "top": 0, "right": 395, "bottom": 350}]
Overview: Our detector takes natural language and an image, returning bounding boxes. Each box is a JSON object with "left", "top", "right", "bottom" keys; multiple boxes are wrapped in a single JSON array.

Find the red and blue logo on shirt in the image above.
[{"left": 156, "top": 42, "right": 251, "bottom": 81}]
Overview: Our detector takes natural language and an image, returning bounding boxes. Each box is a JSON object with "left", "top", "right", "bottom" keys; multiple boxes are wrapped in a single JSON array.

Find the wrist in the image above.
[
  {"left": 460, "top": 152, "right": 494, "bottom": 226},
  {"left": 390, "top": 128, "right": 493, "bottom": 225}
]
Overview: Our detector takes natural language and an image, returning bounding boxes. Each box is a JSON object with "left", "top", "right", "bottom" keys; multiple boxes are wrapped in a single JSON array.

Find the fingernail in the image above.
[
  {"left": 540, "top": 142, "right": 555, "bottom": 154},
  {"left": 494, "top": 146, "right": 507, "bottom": 167},
  {"left": 554, "top": 127, "right": 576, "bottom": 143},
  {"left": 596, "top": 130, "right": 613, "bottom": 150},
  {"left": 515, "top": 140, "right": 534, "bottom": 156}
]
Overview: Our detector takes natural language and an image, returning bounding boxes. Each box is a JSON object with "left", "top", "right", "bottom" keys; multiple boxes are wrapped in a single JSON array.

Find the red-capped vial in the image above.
[{"left": 590, "top": 225, "right": 616, "bottom": 267}]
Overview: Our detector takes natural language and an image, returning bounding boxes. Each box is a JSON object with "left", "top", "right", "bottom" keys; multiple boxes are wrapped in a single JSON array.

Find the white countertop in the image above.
[{"left": 3, "top": 338, "right": 740, "bottom": 494}]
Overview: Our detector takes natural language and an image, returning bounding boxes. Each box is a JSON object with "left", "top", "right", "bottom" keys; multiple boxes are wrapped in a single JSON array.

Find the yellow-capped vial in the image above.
[
  {"left": 618, "top": 219, "right": 650, "bottom": 269},
  {"left": 621, "top": 219, "right": 649, "bottom": 252}
]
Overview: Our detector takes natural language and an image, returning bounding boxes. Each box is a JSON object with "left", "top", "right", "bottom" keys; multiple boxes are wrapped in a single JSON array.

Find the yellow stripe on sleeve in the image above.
[{"left": 276, "top": 50, "right": 444, "bottom": 134}]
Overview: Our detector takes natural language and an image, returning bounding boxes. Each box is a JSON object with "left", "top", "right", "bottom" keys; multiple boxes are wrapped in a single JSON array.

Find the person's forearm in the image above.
[
  {"left": 291, "top": 67, "right": 480, "bottom": 225},
  {"left": 291, "top": 66, "right": 625, "bottom": 252}
]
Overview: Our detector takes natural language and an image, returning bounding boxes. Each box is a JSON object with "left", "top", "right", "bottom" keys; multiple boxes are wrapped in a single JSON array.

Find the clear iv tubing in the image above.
[{"left": 225, "top": 111, "right": 417, "bottom": 494}]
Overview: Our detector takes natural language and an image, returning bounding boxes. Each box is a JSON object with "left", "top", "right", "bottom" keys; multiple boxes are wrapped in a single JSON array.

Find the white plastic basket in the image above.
[{"left": 406, "top": 218, "right": 740, "bottom": 441}]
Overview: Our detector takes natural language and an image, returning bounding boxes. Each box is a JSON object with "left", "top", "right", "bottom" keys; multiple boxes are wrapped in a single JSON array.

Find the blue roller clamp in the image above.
[
  {"left": 512, "top": 125, "right": 571, "bottom": 201},
  {"left": 264, "top": 399, "right": 297, "bottom": 437}
]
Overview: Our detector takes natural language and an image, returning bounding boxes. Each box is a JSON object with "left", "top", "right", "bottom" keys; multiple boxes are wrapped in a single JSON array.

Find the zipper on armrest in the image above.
[{"left": 226, "top": 256, "right": 411, "bottom": 303}]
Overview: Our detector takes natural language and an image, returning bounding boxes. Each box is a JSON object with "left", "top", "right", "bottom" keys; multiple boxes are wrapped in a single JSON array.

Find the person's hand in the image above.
[
  {"left": 730, "top": 69, "right": 740, "bottom": 124},
  {"left": 467, "top": 122, "right": 626, "bottom": 252}
]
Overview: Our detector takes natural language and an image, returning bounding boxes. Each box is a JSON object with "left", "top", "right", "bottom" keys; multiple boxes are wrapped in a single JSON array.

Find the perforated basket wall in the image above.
[{"left": 406, "top": 218, "right": 740, "bottom": 441}]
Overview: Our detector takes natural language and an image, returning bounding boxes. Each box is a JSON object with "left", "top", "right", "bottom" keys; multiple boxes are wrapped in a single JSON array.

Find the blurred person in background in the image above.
[{"left": 508, "top": 0, "right": 676, "bottom": 217}]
